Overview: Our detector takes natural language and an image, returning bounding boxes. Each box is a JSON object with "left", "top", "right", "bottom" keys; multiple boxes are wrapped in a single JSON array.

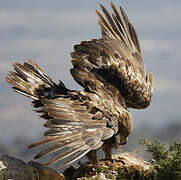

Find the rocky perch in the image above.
[
  {"left": 0, "top": 155, "right": 65, "bottom": 180},
  {"left": 0, "top": 153, "right": 151, "bottom": 180}
]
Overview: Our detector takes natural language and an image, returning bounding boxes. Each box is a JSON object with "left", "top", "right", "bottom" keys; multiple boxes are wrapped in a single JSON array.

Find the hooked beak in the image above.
[{"left": 119, "top": 137, "right": 128, "bottom": 145}]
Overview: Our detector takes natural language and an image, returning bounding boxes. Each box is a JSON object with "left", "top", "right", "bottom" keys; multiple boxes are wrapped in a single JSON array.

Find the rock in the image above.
[
  {"left": 113, "top": 152, "right": 150, "bottom": 171},
  {"left": 63, "top": 152, "right": 151, "bottom": 179},
  {"left": 63, "top": 162, "right": 98, "bottom": 180},
  {"left": 0, "top": 155, "right": 65, "bottom": 180},
  {"left": 28, "top": 161, "right": 65, "bottom": 180},
  {"left": 0, "top": 154, "right": 39, "bottom": 180},
  {"left": 77, "top": 173, "right": 111, "bottom": 180},
  {"left": 0, "top": 153, "right": 151, "bottom": 180}
]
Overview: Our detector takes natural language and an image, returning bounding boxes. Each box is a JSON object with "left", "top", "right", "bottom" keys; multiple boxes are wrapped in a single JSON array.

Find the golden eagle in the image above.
[{"left": 5, "top": 2, "right": 154, "bottom": 168}]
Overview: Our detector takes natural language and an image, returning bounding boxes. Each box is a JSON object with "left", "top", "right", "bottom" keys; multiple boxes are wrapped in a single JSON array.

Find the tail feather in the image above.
[{"left": 5, "top": 59, "right": 67, "bottom": 100}]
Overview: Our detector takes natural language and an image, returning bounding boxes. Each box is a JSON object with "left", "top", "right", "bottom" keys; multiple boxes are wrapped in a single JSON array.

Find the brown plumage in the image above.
[{"left": 5, "top": 2, "right": 154, "bottom": 168}]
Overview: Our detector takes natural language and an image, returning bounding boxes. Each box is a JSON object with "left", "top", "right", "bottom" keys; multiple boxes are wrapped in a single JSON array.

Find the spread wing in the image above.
[
  {"left": 70, "top": 2, "right": 154, "bottom": 109},
  {"left": 28, "top": 95, "right": 115, "bottom": 168}
]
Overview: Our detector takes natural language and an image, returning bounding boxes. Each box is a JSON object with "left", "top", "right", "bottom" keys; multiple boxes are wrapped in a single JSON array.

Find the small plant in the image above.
[
  {"left": 76, "top": 139, "right": 181, "bottom": 179},
  {"left": 140, "top": 139, "right": 181, "bottom": 180},
  {"left": 116, "top": 167, "right": 145, "bottom": 180}
]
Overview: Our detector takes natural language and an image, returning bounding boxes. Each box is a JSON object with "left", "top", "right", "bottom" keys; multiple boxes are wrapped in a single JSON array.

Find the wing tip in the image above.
[
  {"left": 100, "top": 3, "right": 104, "bottom": 10},
  {"left": 27, "top": 144, "right": 35, "bottom": 149},
  {"left": 148, "top": 71, "right": 154, "bottom": 93},
  {"left": 95, "top": 8, "right": 101, "bottom": 17}
]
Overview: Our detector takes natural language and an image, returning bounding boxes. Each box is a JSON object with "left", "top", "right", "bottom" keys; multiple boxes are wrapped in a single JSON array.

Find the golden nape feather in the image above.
[{"left": 5, "top": 2, "right": 153, "bottom": 168}]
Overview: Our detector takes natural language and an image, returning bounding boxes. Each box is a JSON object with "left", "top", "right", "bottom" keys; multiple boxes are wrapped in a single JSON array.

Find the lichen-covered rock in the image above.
[
  {"left": 63, "top": 152, "right": 151, "bottom": 179},
  {"left": 0, "top": 155, "right": 65, "bottom": 180},
  {"left": 0, "top": 154, "right": 39, "bottom": 180},
  {"left": 113, "top": 152, "right": 150, "bottom": 171},
  {"left": 77, "top": 173, "right": 110, "bottom": 180},
  {"left": 0, "top": 153, "right": 151, "bottom": 180},
  {"left": 28, "top": 161, "right": 65, "bottom": 180}
]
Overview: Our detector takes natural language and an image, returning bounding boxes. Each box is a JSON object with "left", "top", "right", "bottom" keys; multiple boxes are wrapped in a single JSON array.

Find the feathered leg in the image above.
[
  {"left": 102, "top": 142, "right": 112, "bottom": 160},
  {"left": 86, "top": 150, "right": 98, "bottom": 164},
  {"left": 102, "top": 136, "right": 120, "bottom": 160}
]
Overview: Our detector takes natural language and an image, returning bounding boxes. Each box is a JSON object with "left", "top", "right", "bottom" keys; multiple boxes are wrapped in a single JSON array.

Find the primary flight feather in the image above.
[{"left": 5, "top": 2, "right": 154, "bottom": 168}]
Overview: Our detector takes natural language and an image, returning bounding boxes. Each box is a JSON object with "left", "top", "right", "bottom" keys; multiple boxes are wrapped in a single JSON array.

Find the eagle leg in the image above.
[
  {"left": 101, "top": 142, "right": 112, "bottom": 160},
  {"left": 86, "top": 150, "right": 98, "bottom": 164}
]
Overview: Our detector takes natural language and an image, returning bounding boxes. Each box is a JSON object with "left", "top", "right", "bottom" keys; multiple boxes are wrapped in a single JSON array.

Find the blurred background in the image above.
[{"left": 0, "top": 0, "right": 181, "bottom": 169}]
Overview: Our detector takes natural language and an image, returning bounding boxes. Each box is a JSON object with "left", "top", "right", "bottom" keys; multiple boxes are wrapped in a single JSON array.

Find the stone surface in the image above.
[
  {"left": 28, "top": 161, "right": 65, "bottom": 180},
  {"left": 0, "top": 154, "right": 39, "bottom": 180},
  {"left": 0, "top": 153, "right": 151, "bottom": 180},
  {"left": 0, "top": 154, "right": 65, "bottom": 180},
  {"left": 63, "top": 152, "right": 151, "bottom": 180},
  {"left": 77, "top": 173, "right": 110, "bottom": 180}
]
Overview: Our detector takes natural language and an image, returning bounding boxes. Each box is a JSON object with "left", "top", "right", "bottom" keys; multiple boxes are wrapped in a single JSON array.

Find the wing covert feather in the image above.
[
  {"left": 28, "top": 95, "right": 116, "bottom": 168},
  {"left": 71, "top": 2, "right": 154, "bottom": 109}
]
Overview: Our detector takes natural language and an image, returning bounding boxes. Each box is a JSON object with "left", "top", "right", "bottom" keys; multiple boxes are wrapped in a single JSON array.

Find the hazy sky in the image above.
[{"left": 0, "top": 0, "right": 181, "bottom": 146}]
